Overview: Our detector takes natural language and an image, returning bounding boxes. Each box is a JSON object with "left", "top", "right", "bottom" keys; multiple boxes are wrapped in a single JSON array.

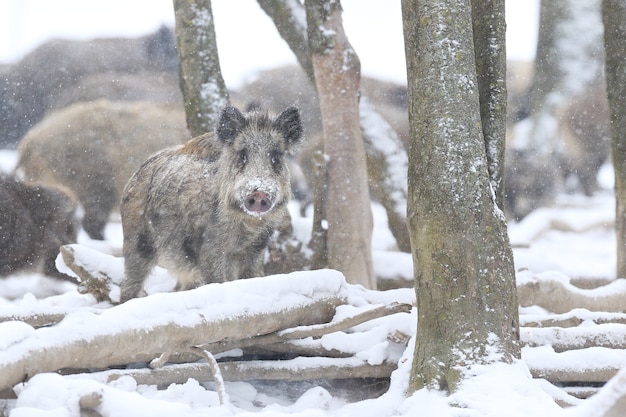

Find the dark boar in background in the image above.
[
  {"left": 0, "top": 26, "right": 179, "bottom": 148},
  {"left": 0, "top": 176, "right": 79, "bottom": 279}
]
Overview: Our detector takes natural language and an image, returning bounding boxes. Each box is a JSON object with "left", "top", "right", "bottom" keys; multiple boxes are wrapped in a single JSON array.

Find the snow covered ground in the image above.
[{"left": 1, "top": 150, "right": 625, "bottom": 416}]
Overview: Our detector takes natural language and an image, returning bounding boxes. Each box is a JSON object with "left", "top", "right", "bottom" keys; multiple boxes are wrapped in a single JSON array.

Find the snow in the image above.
[
  {"left": 0, "top": 1, "right": 616, "bottom": 415},
  {"left": 2, "top": 146, "right": 626, "bottom": 416}
]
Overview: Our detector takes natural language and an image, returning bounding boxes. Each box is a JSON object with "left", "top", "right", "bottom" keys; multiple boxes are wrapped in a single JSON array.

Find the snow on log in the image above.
[
  {"left": 84, "top": 356, "right": 397, "bottom": 387},
  {"left": 523, "top": 345, "right": 626, "bottom": 383},
  {"left": 521, "top": 323, "right": 626, "bottom": 352},
  {"left": 517, "top": 270, "right": 626, "bottom": 314},
  {"left": 520, "top": 309, "right": 626, "bottom": 328},
  {"left": 0, "top": 270, "right": 347, "bottom": 391}
]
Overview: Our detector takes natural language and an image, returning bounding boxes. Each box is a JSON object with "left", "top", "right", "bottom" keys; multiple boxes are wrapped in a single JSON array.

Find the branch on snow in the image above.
[{"left": 517, "top": 274, "right": 626, "bottom": 314}]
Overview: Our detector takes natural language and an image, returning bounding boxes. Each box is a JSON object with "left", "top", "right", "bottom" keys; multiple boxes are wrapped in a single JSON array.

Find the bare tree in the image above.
[
  {"left": 603, "top": 0, "right": 626, "bottom": 278},
  {"left": 506, "top": 0, "right": 605, "bottom": 219},
  {"left": 402, "top": 0, "right": 519, "bottom": 393},
  {"left": 173, "top": 0, "right": 230, "bottom": 136},
  {"left": 306, "top": 0, "right": 375, "bottom": 289},
  {"left": 258, "top": 0, "right": 411, "bottom": 253}
]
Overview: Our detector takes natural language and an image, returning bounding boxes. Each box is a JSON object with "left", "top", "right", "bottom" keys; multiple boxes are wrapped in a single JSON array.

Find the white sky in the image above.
[{"left": 0, "top": 0, "right": 538, "bottom": 88}]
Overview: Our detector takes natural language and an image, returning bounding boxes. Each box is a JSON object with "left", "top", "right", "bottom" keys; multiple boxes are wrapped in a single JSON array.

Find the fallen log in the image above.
[
  {"left": 86, "top": 356, "right": 397, "bottom": 386},
  {"left": 524, "top": 346, "right": 626, "bottom": 383},
  {"left": 520, "top": 309, "right": 626, "bottom": 328},
  {"left": 522, "top": 323, "right": 626, "bottom": 352},
  {"left": 517, "top": 272, "right": 626, "bottom": 314},
  {"left": 0, "top": 270, "right": 346, "bottom": 391}
]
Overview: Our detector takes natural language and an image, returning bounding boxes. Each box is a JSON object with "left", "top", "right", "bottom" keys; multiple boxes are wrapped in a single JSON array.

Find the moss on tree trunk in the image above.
[{"left": 402, "top": 0, "right": 520, "bottom": 393}]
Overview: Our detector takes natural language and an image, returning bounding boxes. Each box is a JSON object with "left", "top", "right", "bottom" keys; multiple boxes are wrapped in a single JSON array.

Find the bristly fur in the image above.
[
  {"left": 119, "top": 106, "right": 304, "bottom": 302},
  {"left": 0, "top": 175, "right": 79, "bottom": 279}
]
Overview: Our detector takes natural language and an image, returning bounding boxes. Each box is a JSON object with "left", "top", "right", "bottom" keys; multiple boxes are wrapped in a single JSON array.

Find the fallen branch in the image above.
[
  {"left": 94, "top": 356, "right": 397, "bottom": 386},
  {"left": 524, "top": 345, "right": 626, "bottom": 384},
  {"left": 59, "top": 244, "right": 121, "bottom": 303},
  {"left": 522, "top": 323, "right": 626, "bottom": 352},
  {"left": 190, "top": 348, "right": 228, "bottom": 406},
  {"left": 520, "top": 310, "right": 626, "bottom": 328},
  {"left": 517, "top": 273, "right": 626, "bottom": 313},
  {"left": 530, "top": 366, "right": 619, "bottom": 384},
  {"left": 0, "top": 311, "right": 66, "bottom": 328},
  {"left": 0, "top": 271, "right": 346, "bottom": 391},
  {"left": 202, "top": 302, "right": 412, "bottom": 354}
]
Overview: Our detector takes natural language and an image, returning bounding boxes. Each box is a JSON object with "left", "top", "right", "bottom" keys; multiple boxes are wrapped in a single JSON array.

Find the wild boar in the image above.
[
  {"left": 0, "top": 175, "right": 79, "bottom": 279},
  {"left": 17, "top": 99, "right": 189, "bottom": 240},
  {"left": 119, "top": 106, "right": 303, "bottom": 302}
]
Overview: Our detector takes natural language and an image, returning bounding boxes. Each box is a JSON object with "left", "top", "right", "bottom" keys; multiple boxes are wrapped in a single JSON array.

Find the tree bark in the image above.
[
  {"left": 259, "top": 0, "right": 411, "bottom": 253},
  {"left": 528, "top": 0, "right": 604, "bottom": 152},
  {"left": 173, "top": 0, "right": 230, "bottom": 136},
  {"left": 93, "top": 357, "right": 397, "bottom": 386},
  {"left": 602, "top": 0, "right": 626, "bottom": 279},
  {"left": 306, "top": 0, "right": 376, "bottom": 289},
  {"left": 471, "top": 0, "right": 507, "bottom": 208},
  {"left": 402, "top": 0, "right": 519, "bottom": 393}
]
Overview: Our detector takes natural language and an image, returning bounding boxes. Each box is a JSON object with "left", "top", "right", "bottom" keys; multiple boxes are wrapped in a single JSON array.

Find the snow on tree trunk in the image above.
[
  {"left": 526, "top": 0, "right": 604, "bottom": 153},
  {"left": 174, "top": 0, "right": 230, "bottom": 137},
  {"left": 603, "top": 0, "right": 626, "bottom": 279},
  {"left": 306, "top": 0, "right": 376, "bottom": 289},
  {"left": 471, "top": 0, "right": 507, "bottom": 208},
  {"left": 402, "top": 0, "right": 519, "bottom": 393},
  {"left": 259, "top": 0, "right": 411, "bottom": 253}
]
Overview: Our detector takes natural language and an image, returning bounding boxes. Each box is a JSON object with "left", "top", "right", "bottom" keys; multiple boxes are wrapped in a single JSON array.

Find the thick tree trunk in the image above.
[
  {"left": 402, "top": 0, "right": 519, "bottom": 393},
  {"left": 173, "top": 0, "right": 230, "bottom": 136},
  {"left": 306, "top": 0, "right": 375, "bottom": 289},
  {"left": 603, "top": 0, "right": 626, "bottom": 279}
]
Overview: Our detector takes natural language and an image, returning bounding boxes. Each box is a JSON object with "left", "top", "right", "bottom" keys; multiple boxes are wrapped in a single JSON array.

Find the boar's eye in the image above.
[
  {"left": 238, "top": 149, "right": 248, "bottom": 167},
  {"left": 270, "top": 150, "right": 282, "bottom": 166}
]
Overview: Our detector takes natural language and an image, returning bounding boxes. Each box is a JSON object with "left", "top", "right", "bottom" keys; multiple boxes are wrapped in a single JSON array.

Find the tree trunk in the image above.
[
  {"left": 259, "top": 0, "right": 411, "bottom": 253},
  {"left": 528, "top": 0, "right": 604, "bottom": 152},
  {"left": 471, "top": 0, "right": 507, "bottom": 208},
  {"left": 173, "top": 0, "right": 230, "bottom": 136},
  {"left": 603, "top": 0, "right": 626, "bottom": 279},
  {"left": 402, "top": 0, "right": 519, "bottom": 393},
  {"left": 306, "top": 0, "right": 375, "bottom": 289}
]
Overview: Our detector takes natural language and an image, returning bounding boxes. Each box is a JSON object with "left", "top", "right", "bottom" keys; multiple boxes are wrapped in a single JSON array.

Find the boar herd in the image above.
[{"left": 0, "top": 30, "right": 612, "bottom": 300}]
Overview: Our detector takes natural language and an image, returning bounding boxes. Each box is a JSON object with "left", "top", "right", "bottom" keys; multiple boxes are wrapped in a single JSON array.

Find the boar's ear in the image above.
[
  {"left": 273, "top": 107, "right": 303, "bottom": 148},
  {"left": 216, "top": 106, "right": 247, "bottom": 144}
]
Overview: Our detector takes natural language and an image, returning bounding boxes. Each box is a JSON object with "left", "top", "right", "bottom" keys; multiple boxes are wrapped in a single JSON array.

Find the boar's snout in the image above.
[{"left": 245, "top": 191, "right": 272, "bottom": 214}]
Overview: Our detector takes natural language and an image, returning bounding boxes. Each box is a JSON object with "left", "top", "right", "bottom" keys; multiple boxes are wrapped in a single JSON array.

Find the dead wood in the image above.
[
  {"left": 521, "top": 313, "right": 626, "bottom": 328},
  {"left": 60, "top": 244, "right": 117, "bottom": 303},
  {"left": 0, "top": 311, "right": 65, "bottom": 328},
  {"left": 517, "top": 276, "right": 626, "bottom": 314},
  {"left": 202, "top": 302, "right": 412, "bottom": 354},
  {"left": 99, "top": 357, "right": 396, "bottom": 386},
  {"left": 0, "top": 272, "right": 345, "bottom": 392},
  {"left": 521, "top": 324, "right": 626, "bottom": 352},
  {"left": 530, "top": 366, "right": 619, "bottom": 384}
]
